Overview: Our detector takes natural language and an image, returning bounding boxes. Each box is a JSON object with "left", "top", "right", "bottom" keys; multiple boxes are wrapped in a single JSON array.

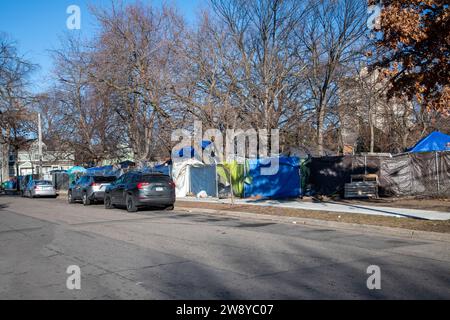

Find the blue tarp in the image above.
[
  {"left": 86, "top": 165, "right": 116, "bottom": 176},
  {"left": 244, "top": 157, "right": 301, "bottom": 198},
  {"left": 408, "top": 131, "right": 450, "bottom": 153},
  {"left": 153, "top": 164, "right": 171, "bottom": 176},
  {"left": 175, "top": 140, "right": 212, "bottom": 158},
  {"left": 67, "top": 166, "right": 87, "bottom": 174},
  {"left": 190, "top": 165, "right": 217, "bottom": 197}
]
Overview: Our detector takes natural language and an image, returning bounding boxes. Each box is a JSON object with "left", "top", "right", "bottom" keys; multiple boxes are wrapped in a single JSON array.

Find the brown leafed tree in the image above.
[{"left": 370, "top": 0, "right": 450, "bottom": 115}]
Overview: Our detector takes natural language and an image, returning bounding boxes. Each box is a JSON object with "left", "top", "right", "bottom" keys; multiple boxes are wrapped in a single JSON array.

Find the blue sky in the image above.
[{"left": 0, "top": 0, "right": 203, "bottom": 92}]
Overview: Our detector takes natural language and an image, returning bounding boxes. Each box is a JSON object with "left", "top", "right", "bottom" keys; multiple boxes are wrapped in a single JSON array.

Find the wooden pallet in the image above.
[{"left": 344, "top": 181, "right": 378, "bottom": 198}]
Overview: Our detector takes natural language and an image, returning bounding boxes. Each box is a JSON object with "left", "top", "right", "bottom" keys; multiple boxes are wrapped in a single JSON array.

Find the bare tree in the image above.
[{"left": 295, "top": 0, "right": 367, "bottom": 156}]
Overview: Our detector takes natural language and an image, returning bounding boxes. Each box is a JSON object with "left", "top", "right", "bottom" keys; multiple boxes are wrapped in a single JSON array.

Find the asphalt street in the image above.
[{"left": 0, "top": 195, "right": 449, "bottom": 299}]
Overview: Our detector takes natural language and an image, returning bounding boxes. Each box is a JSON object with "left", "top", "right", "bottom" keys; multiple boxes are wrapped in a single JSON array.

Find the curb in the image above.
[{"left": 175, "top": 206, "right": 450, "bottom": 243}]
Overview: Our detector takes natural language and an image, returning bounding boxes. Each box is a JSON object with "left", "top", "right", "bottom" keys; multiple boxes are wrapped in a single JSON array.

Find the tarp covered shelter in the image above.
[
  {"left": 408, "top": 131, "right": 450, "bottom": 153},
  {"left": 308, "top": 155, "right": 388, "bottom": 195},
  {"left": 67, "top": 166, "right": 87, "bottom": 184},
  {"left": 171, "top": 159, "right": 218, "bottom": 197},
  {"left": 152, "top": 163, "right": 171, "bottom": 176},
  {"left": 86, "top": 165, "right": 116, "bottom": 176},
  {"left": 175, "top": 140, "right": 212, "bottom": 158},
  {"left": 244, "top": 157, "right": 301, "bottom": 198},
  {"left": 379, "top": 151, "right": 450, "bottom": 197}
]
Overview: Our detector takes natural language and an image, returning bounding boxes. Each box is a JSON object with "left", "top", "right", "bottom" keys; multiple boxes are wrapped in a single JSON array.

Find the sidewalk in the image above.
[{"left": 178, "top": 197, "right": 450, "bottom": 221}]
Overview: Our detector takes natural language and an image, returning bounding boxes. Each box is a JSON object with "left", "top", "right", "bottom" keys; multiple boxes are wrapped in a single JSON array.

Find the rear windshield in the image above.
[
  {"left": 139, "top": 175, "right": 171, "bottom": 183},
  {"left": 35, "top": 180, "right": 52, "bottom": 185},
  {"left": 93, "top": 176, "right": 116, "bottom": 183}
]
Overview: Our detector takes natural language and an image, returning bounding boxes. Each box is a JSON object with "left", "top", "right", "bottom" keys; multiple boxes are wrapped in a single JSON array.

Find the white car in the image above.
[{"left": 24, "top": 180, "right": 57, "bottom": 198}]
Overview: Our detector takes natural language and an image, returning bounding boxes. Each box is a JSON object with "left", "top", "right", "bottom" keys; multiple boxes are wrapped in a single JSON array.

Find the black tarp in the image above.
[
  {"left": 309, "top": 155, "right": 385, "bottom": 195},
  {"left": 309, "top": 152, "right": 450, "bottom": 197}
]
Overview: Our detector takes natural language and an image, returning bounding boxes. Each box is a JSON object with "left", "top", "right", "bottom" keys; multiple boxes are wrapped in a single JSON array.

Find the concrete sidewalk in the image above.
[{"left": 178, "top": 197, "right": 450, "bottom": 221}]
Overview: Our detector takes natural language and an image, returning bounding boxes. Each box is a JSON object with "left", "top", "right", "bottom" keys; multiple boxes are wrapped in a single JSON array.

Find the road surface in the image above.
[{"left": 0, "top": 195, "right": 449, "bottom": 299}]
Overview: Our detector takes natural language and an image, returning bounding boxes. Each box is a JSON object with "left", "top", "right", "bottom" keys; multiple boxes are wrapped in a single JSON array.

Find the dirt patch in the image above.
[{"left": 176, "top": 201, "right": 450, "bottom": 234}]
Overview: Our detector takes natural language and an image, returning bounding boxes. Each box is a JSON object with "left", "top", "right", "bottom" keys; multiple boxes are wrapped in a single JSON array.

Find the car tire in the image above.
[
  {"left": 82, "top": 192, "right": 91, "bottom": 206},
  {"left": 104, "top": 195, "right": 113, "bottom": 209},
  {"left": 165, "top": 205, "right": 175, "bottom": 211},
  {"left": 68, "top": 191, "right": 75, "bottom": 204},
  {"left": 126, "top": 195, "right": 138, "bottom": 212}
]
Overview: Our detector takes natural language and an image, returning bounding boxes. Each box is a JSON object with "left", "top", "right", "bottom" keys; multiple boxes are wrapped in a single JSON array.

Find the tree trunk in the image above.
[{"left": 317, "top": 107, "right": 325, "bottom": 156}]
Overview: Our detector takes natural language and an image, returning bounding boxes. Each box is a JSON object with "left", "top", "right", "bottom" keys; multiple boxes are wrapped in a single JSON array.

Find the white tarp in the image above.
[
  {"left": 172, "top": 159, "right": 203, "bottom": 197},
  {"left": 172, "top": 159, "right": 218, "bottom": 198}
]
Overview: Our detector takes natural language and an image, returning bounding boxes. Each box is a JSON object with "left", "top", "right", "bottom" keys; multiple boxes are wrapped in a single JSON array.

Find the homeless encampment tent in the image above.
[
  {"left": 378, "top": 132, "right": 450, "bottom": 197},
  {"left": 244, "top": 157, "right": 301, "bottom": 198},
  {"left": 50, "top": 170, "right": 69, "bottom": 190},
  {"left": 408, "top": 131, "right": 450, "bottom": 153},
  {"left": 86, "top": 165, "right": 116, "bottom": 176},
  {"left": 67, "top": 166, "right": 87, "bottom": 184},
  {"left": 379, "top": 151, "right": 450, "bottom": 197},
  {"left": 171, "top": 159, "right": 218, "bottom": 198},
  {"left": 308, "top": 155, "right": 388, "bottom": 195}
]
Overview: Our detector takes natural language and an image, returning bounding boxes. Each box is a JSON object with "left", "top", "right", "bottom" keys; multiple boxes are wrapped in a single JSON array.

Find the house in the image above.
[{"left": 2, "top": 140, "right": 75, "bottom": 181}]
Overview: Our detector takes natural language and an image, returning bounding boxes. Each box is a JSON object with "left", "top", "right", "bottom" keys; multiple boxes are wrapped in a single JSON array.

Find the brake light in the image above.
[
  {"left": 137, "top": 182, "right": 150, "bottom": 189},
  {"left": 91, "top": 182, "right": 101, "bottom": 187},
  {"left": 169, "top": 181, "right": 176, "bottom": 188}
]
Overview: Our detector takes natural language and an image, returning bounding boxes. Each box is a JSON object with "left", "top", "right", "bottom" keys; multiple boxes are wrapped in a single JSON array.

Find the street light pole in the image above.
[{"left": 38, "top": 113, "right": 43, "bottom": 179}]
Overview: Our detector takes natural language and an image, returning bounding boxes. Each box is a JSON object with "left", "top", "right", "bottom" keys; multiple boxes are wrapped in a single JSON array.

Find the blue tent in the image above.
[
  {"left": 86, "top": 165, "right": 116, "bottom": 176},
  {"left": 174, "top": 140, "right": 212, "bottom": 158},
  {"left": 408, "top": 131, "right": 450, "bottom": 153},
  {"left": 67, "top": 166, "right": 87, "bottom": 174},
  {"left": 244, "top": 156, "right": 301, "bottom": 198}
]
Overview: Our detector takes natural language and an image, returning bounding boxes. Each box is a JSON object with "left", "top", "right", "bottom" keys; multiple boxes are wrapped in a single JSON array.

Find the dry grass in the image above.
[{"left": 176, "top": 201, "right": 450, "bottom": 234}]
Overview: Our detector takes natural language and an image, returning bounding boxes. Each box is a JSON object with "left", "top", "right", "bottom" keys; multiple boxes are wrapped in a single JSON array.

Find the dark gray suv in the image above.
[
  {"left": 104, "top": 172, "right": 175, "bottom": 212},
  {"left": 68, "top": 175, "right": 117, "bottom": 205}
]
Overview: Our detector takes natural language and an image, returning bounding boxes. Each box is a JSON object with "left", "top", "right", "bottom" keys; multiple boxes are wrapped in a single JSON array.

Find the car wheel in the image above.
[
  {"left": 68, "top": 191, "right": 75, "bottom": 204},
  {"left": 104, "top": 195, "right": 113, "bottom": 209},
  {"left": 82, "top": 192, "right": 91, "bottom": 206},
  {"left": 126, "top": 195, "right": 138, "bottom": 212},
  {"left": 165, "top": 205, "right": 175, "bottom": 211}
]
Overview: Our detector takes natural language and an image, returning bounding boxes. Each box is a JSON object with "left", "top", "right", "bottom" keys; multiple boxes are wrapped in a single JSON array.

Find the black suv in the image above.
[{"left": 104, "top": 171, "right": 176, "bottom": 212}]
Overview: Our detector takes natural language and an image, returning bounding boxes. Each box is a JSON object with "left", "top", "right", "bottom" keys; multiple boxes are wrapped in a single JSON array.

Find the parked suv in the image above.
[
  {"left": 68, "top": 175, "right": 117, "bottom": 205},
  {"left": 104, "top": 171, "right": 175, "bottom": 212}
]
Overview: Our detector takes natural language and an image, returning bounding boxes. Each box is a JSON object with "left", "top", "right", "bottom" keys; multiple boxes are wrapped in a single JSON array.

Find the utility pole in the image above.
[{"left": 38, "top": 113, "right": 43, "bottom": 179}]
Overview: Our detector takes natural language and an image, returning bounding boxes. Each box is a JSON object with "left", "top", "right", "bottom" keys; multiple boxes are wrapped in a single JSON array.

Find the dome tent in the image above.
[{"left": 408, "top": 131, "right": 450, "bottom": 153}]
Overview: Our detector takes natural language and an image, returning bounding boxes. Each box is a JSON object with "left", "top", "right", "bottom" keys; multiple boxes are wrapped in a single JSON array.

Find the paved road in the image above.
[{"left": 0, "top": 195, "right": 449, "bottom": 299}]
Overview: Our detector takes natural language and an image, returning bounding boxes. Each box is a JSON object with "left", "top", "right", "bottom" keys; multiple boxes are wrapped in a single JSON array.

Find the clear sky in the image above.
[{"left": 0, "top": 0, "right": 203, "bottom": 92}]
